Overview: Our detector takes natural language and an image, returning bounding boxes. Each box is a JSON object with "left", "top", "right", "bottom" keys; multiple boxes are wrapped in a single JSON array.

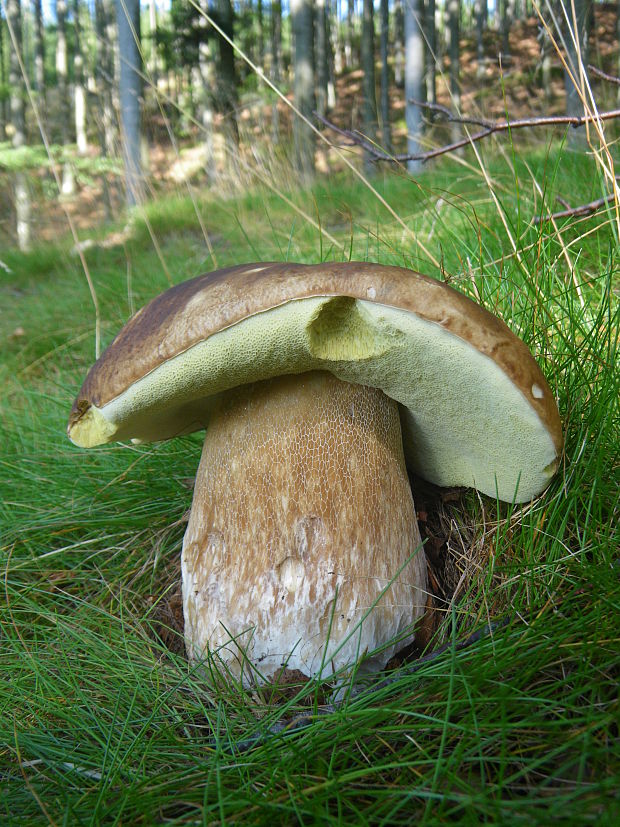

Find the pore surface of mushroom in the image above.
[{"left": 68, "top": 262, "right": 563, "bottom": 682}]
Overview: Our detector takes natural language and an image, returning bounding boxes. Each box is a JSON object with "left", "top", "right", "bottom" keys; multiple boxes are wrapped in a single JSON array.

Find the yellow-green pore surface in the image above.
[{"left": 68, "top": 263, "right": 562, "bottom": 503}]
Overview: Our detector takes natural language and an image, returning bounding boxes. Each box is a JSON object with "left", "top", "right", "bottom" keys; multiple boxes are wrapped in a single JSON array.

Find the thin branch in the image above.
[
  {"left": 408, "top": 99, "right": 495, "bottom": 129},
  {"left": 588, "top": 65, "right": 620, "bottom": 86},
  {"left": 533, "top": 193, "right": 617, "bottom": 224},
  {"left": 313, "top": 112, "right": 366, "bottom": 148},
  {"left": 317, "top": 106, "right": 620, "bottom": 164}
]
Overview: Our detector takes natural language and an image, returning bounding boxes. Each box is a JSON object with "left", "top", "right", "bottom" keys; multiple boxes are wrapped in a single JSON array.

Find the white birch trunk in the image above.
[
  {"left": 7, "top": 0, "right": 31, "bottom": 250},
  {"left": 404, "top": 0, "right": 424, "bottom": 173}
]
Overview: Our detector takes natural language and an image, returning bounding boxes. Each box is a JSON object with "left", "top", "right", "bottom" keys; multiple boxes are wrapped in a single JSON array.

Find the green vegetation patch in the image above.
[{"left": 1, "top": 148, "right": 619, "bottom": 824}]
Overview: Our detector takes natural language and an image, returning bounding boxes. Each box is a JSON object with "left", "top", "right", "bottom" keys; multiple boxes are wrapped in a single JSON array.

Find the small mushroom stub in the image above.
[{"left": 68, "top": 262, "right": 563, "bottom": 683}]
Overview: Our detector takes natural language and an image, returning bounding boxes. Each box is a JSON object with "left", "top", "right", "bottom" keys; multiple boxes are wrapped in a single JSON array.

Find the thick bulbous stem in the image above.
[{"left": 182, "top": 371, "right": 427, "bottom": 683}]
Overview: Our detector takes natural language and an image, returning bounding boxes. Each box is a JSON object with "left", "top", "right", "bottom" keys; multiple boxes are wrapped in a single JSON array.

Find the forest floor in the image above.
[
  {"left": 2, "top": 132, "right": 618, "bottom": 826},
  {"left": 1, "top": 6, "right": 619, "bottom": 822},
  {"left": 1, "top": 6, "right": 619, "bottom": 249}
]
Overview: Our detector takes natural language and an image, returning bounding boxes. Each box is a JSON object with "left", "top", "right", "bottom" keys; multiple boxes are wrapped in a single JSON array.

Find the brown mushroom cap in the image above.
[{"left": 68, "top": 261, "right": 562, "bottom": 502}]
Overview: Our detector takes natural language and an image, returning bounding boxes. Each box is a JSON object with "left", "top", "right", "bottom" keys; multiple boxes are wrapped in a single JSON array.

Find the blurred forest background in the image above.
[{"left": 1, "top": 0, "right": 619, "bottom": 251}]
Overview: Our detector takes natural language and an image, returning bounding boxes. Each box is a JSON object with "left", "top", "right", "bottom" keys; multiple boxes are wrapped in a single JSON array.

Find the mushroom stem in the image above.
[{"left": 181, "top": 371, "right": 428, "bottom": 683}]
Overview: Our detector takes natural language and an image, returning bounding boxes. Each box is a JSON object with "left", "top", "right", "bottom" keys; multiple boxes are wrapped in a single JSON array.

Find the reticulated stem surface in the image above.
[{"left": 182, "top": 371, "right": 427, "bottom": 682}]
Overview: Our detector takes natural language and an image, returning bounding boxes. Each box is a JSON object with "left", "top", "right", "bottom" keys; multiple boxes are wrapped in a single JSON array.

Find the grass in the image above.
[{"left": 1, "top": 137, "right": 619, "bottom": 824}]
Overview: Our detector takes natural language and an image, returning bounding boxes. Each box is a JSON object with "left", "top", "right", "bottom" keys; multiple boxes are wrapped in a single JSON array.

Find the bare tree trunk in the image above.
[
  {"left": 474, "top": 0, "right": 485, "bottom": 77},
  {"left": 214, "top": 0, "right": 239, "bottom": 148},
  {"left": 116, "top": 0, "right": 143, "bottom": 207},
  {"left": 424, "top": 0, "right": 437, "bottom": 108},
  {"left": 344, "top": 0, "right": 353, "bottom": 69},
  {"left": 325, "top": 4, "right": 336, "bottom": 109},
  {"left": 564, "top": 0, "right": 589, "bottom": 113},
  {"left": 56, "top": 0, "right": 69, "bottom": 123},
  {"left": 361, "top": 0, "right": 377, "bottom": 174},
  {"left": 270, "top": 0, "right": 282, "bottom": 140},
  {"left": 197, "top": 0, "right": 215, "bottom": 182},
  {"left": 147, "top": 0, "right": 160, "bottom": 91},
  {"left": 405, "top": 0, "right": 424, "bottom": 173},
  {"left": 74, "top": 0, "right": 88, "bottom": 155},
  {"left": 446, "top": 0, "right": 460, "bottom": 142},
  {"left": 33, "top": 0, "right": 45, "bottom": 99},
  {"left": 7, "top": 0, "right": 30, "bottom": 250},
  {"left": 500, "top": 0, "right": 515, "bottom": 63},
  {"left": 0, "top": 10, "right": 7, "bottom": 141},
  {"left": 95, "top": 0, "right": 115, "bottom": 219},
  {"left": 379, "top": 0, "right": 392, "bottom": 154},
  {"left": 316, "top": 0, "right": 328, "bottom": 119},
  {"left": 565, "top": 0, "right": 591, "bottom": 144},
  {"left": 332, "top": 0, "right": 343, "bottom": 75},
  {"left": 257, "top": 0, "right": 264, "bottom": 69},
  {"left": 291, "top": 0, "right": 315, "bottom": 182},
  {"left": 271, "top": 0, "right": 282, "bottom": 80},
  {"left": 56, "top": 0, "right": 75, "bottom": 194},
  {"left": 538, "top": 2, "right": 553, "bottom": 101},
  {"left": 394, "top": 0, "right": 404, "bottom": 88},
  {"left": 56, "top": 0, "right": 69, "bottom": 133},
  {"left": 96, "top": 0, "right": 115, "bottom": 155}
]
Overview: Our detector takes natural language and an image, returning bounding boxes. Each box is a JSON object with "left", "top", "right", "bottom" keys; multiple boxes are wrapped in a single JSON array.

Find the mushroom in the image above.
[{"left": 68, "top": 262, "right": 562, "bottom": 683}]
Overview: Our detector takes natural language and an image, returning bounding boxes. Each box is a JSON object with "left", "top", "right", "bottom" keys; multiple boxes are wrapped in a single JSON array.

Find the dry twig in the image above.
[
  {"left": 317, "top": 103, "right": 620, "bottom": 225},
  {"left": 588, "top": 65, "right": 620, "bottom": 86},
  {"left": 316, "top": 104, "right": 620, "bottom": 165},
  {"left": 533, "top": 193, "right": 618, "bottom": 224}
]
